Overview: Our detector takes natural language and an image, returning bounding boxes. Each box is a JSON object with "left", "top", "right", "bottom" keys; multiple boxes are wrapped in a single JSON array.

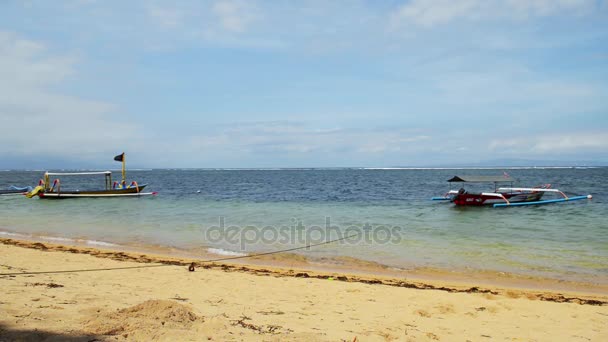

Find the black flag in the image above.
[{"left": 114, "top": 153, "right": 124, "bottom": 162}]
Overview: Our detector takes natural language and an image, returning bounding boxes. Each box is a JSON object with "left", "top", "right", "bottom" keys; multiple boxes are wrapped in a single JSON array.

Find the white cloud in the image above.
[
  {"left": 0, "top": 31, "right": 135, "bottom": 162},
  {"left": 531, "top": 133, "right": 608, "bottom": 153},
  {"left": 489, "top": 132, "right": 608, "bottom": 154},
  {"left": 391, "top": 0, "right": 481, "bottom": 28},
  {"left": 212, "top": 0, "right": 258, "bottom": 33},
  {"left": 390, "top": 0, "right": 596, "bottom": 28},
  {"left": 0, "top": 32, "right": 74, "bottom": 87},
  {"left": 420, "top": 59, "right": 607, "bottom": 119},
  {"left": 146, "top": 5, "right": 183, "bottom": 29},
  {"left": 505, "top": 0, "right": 594, "bottom": 17},
  {"left": 141, "top": 1, "right": 280, "bottom": 49},
  {"left": 185, "top": 121, "right": 433, "bottom": 158}
]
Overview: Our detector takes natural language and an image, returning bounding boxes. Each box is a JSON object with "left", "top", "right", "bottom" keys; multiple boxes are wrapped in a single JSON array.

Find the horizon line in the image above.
[{"left": 1, "top": 166, "right": 605, "bottom": 172}]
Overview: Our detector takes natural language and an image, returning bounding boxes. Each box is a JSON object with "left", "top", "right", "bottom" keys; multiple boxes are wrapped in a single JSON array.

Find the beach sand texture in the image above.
[{"left": 1, "top": 239, "right": 607, "bottom": 341}]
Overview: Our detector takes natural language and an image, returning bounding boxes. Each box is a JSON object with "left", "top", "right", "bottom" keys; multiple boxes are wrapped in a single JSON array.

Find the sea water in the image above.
[{"left": 1, "top": 168, "right": 607, "bottom": 283}]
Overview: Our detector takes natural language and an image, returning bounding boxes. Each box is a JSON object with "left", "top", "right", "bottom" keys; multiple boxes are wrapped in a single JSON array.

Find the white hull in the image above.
[{"left": 40, "top": 192, "right": 156, "bottom": 198}]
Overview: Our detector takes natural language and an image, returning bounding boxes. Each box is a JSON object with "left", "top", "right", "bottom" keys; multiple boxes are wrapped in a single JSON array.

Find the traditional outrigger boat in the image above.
[
  {"left": 26, "top": 153, "right": 156, "bottom": 199},
  {"left": 432, "top": 175, "right": 591, "bottom": 207}
]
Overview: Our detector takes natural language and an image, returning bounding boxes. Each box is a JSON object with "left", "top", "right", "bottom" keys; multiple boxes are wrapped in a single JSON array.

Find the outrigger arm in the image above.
[{"left": 493, "top": 188, "right": 592, "bottom": 208}]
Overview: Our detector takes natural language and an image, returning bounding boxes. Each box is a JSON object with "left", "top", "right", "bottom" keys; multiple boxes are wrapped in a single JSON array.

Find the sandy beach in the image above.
[{"left": 1, "top": 238, "right": 607, "bottom": 341}]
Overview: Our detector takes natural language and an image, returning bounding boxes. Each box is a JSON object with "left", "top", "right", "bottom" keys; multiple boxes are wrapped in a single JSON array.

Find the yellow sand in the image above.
[{"left": 1, "top": 239, "right": 607, "bottom": 341}]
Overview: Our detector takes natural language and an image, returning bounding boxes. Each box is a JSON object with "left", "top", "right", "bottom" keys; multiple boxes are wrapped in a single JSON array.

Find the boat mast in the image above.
[
  {"left": 122, "top": 153, "right": 126, "bottom": 184},
  {"left": 114, "top": 152, "right": 126, "bottom": 185}
]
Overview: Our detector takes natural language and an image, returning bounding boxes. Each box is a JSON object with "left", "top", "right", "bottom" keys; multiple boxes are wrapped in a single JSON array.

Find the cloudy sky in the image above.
[{"left": 1, "top": 0, "right": 607, "bottom": 168}]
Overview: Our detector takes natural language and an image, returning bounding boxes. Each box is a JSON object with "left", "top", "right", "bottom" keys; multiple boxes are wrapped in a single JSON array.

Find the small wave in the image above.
[
  {"left": 39, "top": 235, "right": 118, "bottom": 247},
  {"left": 85, "top": 240, "right": 118, "bottom": 247},
  {"left": 207, "top": 248, "right": 247, "bottom": 257},
  {"left": 0, "top": 231, "right": 30, "bottom": 238},
  {"left": 40, "top": 236, "right": 74, "bottom": 242}
]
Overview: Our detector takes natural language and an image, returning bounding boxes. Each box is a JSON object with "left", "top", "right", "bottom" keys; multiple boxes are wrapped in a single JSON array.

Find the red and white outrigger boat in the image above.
[{"left": 432, "top": 175, "right": 592, "bottom": 207}]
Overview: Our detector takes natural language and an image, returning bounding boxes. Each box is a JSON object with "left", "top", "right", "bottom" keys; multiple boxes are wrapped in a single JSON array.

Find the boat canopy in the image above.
[
  {"left": 447, "top": 175, "right": 514, "bottom": 183},
  {"left": 45, "top": 171, "right": 112, "bottom": 176}
]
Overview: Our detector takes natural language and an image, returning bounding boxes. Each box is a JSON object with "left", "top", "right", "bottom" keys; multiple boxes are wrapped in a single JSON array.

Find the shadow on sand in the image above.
[{"left": 0, "top": 323, "right": 100, "bottom": 342}]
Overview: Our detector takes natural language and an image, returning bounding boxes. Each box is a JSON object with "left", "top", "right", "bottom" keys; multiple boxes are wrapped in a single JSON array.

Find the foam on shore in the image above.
[
  {"left": 1, "top": 230, "right": 119, "bottom": 249},
  {"left": 207, "top": 247, "right": 247, "bottom": 257}
]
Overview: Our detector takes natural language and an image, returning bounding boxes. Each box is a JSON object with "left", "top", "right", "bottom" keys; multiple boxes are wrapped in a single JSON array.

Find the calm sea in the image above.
[{"left": 1, "top": 168, "right": 607, "bottom": 283}]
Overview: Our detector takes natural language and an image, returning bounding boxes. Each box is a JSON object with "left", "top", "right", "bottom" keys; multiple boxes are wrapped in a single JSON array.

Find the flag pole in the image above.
[{"left": 122, "top": 153, "right": 126, "bottom": 184}]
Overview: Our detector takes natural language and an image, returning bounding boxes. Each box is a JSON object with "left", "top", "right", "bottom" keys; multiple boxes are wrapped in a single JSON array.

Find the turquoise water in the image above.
[{"left": 1, "top": 168, "right": 607, "bottom": 283}]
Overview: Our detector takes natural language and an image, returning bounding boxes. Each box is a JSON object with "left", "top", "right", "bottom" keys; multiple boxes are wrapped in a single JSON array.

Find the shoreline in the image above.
[
  {"left": 2, "top": 237, "right": 607, "bottom": 304},
  {"left": 2, "top": 226, "right": 605, "bottom": 289}
]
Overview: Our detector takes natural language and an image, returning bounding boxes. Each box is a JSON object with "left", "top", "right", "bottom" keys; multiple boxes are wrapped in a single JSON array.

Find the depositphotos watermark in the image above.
[{"left": 204, "top": 217, "right": 403, "bottom": 251}]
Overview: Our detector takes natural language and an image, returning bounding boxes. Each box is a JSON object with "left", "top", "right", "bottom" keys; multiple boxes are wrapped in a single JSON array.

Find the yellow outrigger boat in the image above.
[{"left": 26, "top": 153, "right": 156, "bottom": 199}]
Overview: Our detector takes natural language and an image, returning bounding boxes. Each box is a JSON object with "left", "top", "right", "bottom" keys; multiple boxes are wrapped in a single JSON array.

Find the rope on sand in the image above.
[{"left": 0, "top": 233, "right": 361, "bottom": 276}]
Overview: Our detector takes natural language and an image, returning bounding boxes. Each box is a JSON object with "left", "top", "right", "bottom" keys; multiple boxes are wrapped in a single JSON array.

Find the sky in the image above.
[{"left": 1, "top": 0, "right": 607, "bottom": 168}]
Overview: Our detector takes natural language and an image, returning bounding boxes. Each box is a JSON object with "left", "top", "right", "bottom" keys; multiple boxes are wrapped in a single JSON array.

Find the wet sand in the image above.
[{"left": 1, "top": 238, "right": 607, "bottom": 341}]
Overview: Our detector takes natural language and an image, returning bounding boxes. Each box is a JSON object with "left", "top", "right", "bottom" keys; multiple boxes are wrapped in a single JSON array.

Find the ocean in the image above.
[{"left": 1, "top": 168, "right": 607, "bottom": 284}]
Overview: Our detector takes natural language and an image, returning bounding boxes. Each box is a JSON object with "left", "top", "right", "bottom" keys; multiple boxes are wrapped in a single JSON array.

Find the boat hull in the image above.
[
  {"left": 38, "top": 184, "right": 149, "bottom": 199},
  {"left": 452, "top": 191, "right": 544, "bottom": 206}
]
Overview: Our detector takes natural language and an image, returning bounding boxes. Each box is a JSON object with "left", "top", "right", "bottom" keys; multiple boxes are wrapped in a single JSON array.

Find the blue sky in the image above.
[{"left": 1, "top": 0, "right": 607, "bottom": 168}]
